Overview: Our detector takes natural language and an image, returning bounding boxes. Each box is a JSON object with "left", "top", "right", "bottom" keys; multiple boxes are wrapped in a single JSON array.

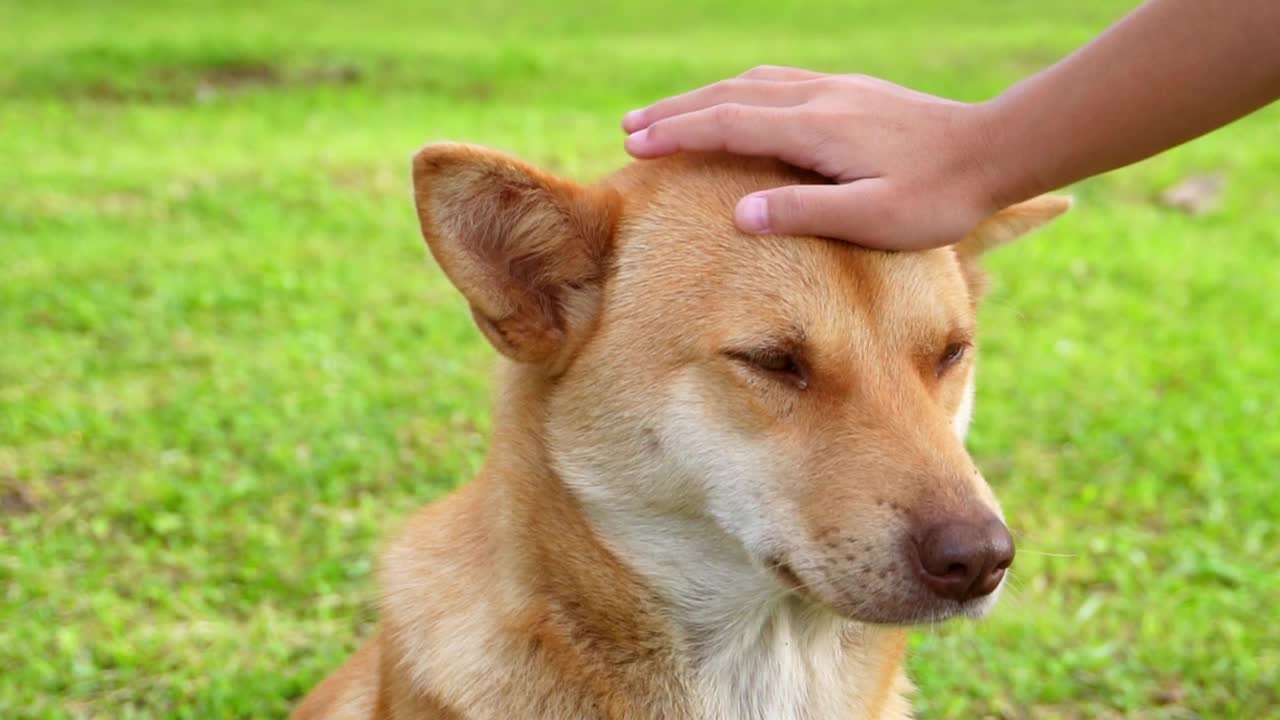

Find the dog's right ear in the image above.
[{"left": 412, "top": 143, "right": 621, "bottom": 368}]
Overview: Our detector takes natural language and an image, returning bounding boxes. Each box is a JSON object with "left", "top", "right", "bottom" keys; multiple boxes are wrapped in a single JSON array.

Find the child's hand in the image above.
[
  {"left": 622, "top": 1, "right": 1280, "bottom": 250},
  {"left": 622, "top": 66, "right": 1000, "bottom": 250}
]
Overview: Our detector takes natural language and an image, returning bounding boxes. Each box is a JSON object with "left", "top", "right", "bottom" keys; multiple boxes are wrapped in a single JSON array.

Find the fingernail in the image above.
[
  {"left": 622, "top": 109, "right": 646, "bottom": 131},
  {"left": 738, "top": 194, "right": 769, "bottom": 233}
]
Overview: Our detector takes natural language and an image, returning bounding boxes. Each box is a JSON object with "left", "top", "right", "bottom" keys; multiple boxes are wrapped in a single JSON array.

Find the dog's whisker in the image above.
[{"left": 1016, "top": 550, "right": 1078, "bottom": 558}]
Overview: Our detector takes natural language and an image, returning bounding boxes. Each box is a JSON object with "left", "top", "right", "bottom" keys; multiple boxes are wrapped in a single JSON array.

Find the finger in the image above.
[
  {"left": 737, "top": 65, "right": 828, "bottom": 82},
  {"left": 735, "top": 182, "right": 912, "bottom": 248},
  {"left": 624, "top": 104, "right": 815, "bottom": 163},
  {"left": 622, "top": 78, "right": 812, "bottom": 133}
]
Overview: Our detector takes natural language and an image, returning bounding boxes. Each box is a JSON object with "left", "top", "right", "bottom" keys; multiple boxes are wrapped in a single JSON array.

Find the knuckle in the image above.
[
  {"left": 706, "top": 79, "right": 731, "bottom": 95},
  {"left": 740, "top": 64, "right": 779, "bottom": 78},
  {"left": 711, "top": 102, "right": 744, "bottom": 129},
  {"left": 809, "top": 75, "right": 843, "bottom": 94},
  {"left": 711, "top": 78, "right": 746, "bottom": 98}
]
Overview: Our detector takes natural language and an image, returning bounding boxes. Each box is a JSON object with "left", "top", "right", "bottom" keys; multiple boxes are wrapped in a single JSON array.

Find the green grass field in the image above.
[{"left": 2, "top": 1, "right": 1278, "bottom": 717}]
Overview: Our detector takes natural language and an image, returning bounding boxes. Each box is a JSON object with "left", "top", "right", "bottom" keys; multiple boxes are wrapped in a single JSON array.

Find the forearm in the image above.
[{"left": 976, "top": 0, "right": 1280, "bottom": 206}]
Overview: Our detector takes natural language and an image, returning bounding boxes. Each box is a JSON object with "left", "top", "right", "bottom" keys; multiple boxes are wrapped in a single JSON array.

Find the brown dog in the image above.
[{"left": 292, "top": 144, "right": 1069, "bottom": 720}]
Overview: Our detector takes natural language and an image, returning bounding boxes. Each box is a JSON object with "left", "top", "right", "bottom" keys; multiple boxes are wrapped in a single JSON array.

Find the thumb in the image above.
[{"left": 735, "top": 182, "right": 888, "bottom": 246}]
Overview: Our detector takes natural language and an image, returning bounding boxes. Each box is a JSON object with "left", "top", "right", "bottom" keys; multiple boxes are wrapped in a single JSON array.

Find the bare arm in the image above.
[
  {"left": 622, "top": 0, "right": 1280, "bottom": 249},
  {"left": 983, "top": 0, "right": 1280, "bottom": 209}
]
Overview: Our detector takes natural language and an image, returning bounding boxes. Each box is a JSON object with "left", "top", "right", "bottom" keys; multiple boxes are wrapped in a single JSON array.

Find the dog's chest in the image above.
[{"left": 692, "top": 603, "right": 857, "bottom": 720}]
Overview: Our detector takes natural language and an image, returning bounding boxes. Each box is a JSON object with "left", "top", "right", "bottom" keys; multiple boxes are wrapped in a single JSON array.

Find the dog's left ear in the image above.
[
  {"left": 412, "top": 143, "right": 622, "bottom": 369},
  {"left": 954, "top": 194, "right": 1071, "bottom": 301}
]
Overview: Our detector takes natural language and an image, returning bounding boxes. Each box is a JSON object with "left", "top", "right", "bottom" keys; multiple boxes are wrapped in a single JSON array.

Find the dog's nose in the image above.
[{"left": 914, "top": 516, "right": 1014, "bottom": 602}]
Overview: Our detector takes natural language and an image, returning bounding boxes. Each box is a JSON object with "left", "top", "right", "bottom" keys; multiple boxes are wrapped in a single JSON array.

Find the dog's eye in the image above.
[
  {"left": 725, "top": 348, "right": 808, "bottom": 389},
  {"left": 936, "top": 342, "right": 968, "bottom": 376}
]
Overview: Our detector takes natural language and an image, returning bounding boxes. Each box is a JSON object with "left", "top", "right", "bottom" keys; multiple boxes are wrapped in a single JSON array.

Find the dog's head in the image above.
[{"left": 413, "top": 144, "right": 1068, "bottom": 624}]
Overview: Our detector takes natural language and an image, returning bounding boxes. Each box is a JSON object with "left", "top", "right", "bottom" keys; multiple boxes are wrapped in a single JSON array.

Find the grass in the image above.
[{"left": 1, "top": 0, "right": 1277, "bottom": 717}]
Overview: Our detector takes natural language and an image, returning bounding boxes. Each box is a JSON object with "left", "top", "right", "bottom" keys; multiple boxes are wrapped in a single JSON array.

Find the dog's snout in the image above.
[{"left": 914, "top": 516, "right": 1014, "bottom": 602}]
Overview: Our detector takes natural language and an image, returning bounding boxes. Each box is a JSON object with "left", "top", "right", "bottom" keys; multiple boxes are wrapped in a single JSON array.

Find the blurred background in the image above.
[{"left": 1, "top": 1, "right": 1277, "bottom": 717}]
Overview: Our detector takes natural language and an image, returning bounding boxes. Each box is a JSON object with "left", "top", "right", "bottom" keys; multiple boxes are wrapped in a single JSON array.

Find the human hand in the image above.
[{"left": 621, "top": 66, "right": 1002, "bottom": 250}]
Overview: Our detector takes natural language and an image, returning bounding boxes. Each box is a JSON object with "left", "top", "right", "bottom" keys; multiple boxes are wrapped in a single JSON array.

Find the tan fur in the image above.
[{"left": 292, "top": 145, "right": 1068, "bottom": 720}]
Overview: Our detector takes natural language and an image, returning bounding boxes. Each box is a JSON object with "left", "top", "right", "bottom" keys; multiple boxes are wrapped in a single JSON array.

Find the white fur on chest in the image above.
[{"left": 692, "top": 598, "right": 852, "bottom": 720}]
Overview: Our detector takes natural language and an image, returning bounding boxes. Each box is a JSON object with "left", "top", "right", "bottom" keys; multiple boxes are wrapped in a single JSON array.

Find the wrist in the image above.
[{"left": 960, "top": 96, "right": 1043, "bottom": 211}]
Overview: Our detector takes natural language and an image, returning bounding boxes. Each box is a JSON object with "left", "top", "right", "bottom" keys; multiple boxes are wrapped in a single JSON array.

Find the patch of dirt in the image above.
[
  {"left": 189, "top": 62, "right": 280, "bottom": 102},
  {"left": 197, "top": 61, "right": 281, "bottom": 88},
  {"left": 1152, "top": 681, "right": 1187, "bottom": 706},
  {"left": 188, "top": 61, "right": 279, "bottom": 102},
  {"left": 78, "top": 60, "right": 363, "bottom": 105},
  {"left": 83, "top": 82, "right": 131, "bottom": 103},
  {"left": 0, "top": 472, "right": 83, "bottom": 518},
  {"left": 459, "top": 81, "right": 494, "bottom": 101},
  {"left": 0, "top": 484, "right": 37, "bottom": 516},
  {"left": 300, "top": 63, "right": 362, "bottom": 86}
]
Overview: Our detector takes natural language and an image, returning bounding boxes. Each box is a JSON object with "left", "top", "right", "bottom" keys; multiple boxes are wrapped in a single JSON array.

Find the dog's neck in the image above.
[
  {"left": 488, "top": 363, "right": 911, "bottom": 720},
  {"left": 587, "top": 511, "right": 910, "bottom": 720}
]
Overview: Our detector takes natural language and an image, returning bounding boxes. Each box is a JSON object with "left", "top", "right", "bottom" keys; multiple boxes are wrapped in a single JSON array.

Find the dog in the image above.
[{"left": 292, "top": 143, "right": 1069, "bottom": 720}]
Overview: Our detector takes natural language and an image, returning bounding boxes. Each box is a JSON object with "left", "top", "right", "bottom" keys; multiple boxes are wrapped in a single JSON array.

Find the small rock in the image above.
[
  {"left": 1158, "top": 174, "right": 1224, "bottom": 216},
  {"left": 1153, "top": 681, "right": 1187, "bottom": 706}
]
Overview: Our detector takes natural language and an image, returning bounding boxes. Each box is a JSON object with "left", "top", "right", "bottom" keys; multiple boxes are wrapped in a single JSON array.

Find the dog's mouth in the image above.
[{"left": 763, "top": 551, "right": 1003, "bottom": 626}]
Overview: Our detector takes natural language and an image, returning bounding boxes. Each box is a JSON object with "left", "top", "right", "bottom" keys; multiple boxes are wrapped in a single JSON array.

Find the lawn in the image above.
[{"left": 1, "top": 0, "right": 1277, "bottom": 717}]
